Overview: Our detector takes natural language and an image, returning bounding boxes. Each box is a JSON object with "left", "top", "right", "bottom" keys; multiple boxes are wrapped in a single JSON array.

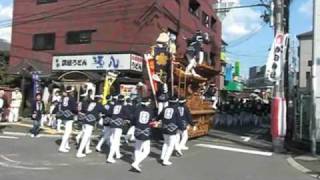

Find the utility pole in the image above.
[
  {"left": 271, "top": 0, "right": 288, "bottom": 153},
  {"left": 311, "top": 0, "right": 320, "bottom": 155}
]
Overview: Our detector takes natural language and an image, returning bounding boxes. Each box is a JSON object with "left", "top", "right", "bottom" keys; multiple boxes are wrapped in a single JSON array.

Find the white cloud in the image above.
[
  {"left": 0, "top": 3, "right": 13, "bottom": 42},
  {"left": 299, "top": 0, "right": 313, "bottom": 17},
  {"left": 221, "top": 0, "right": 263, "bottom": 42}
]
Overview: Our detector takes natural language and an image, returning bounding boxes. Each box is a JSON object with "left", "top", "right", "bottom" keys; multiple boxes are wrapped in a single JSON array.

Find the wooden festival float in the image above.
[
  {"left": 146, "top": 30, "right": 218, "bottom": 138},
  {"left": 174, "top": 57, "right": 217, "bottom": 138}
]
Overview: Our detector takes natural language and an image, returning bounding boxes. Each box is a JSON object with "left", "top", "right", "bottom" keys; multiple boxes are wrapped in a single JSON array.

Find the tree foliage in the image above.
[{"left": 0, "top": 51, "right": 15, "bottom": 85}]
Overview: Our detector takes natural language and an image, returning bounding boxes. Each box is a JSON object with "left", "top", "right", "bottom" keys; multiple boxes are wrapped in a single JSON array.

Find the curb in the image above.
[
  {"left": 208, "top": 130, "right": 272, "bottom": 151},
  {"left": 287, "top": 156, "right": 320, "bottom": 179}
]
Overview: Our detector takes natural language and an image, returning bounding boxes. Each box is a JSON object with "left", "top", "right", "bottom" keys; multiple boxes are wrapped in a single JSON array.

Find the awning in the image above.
[
  {"left": 196, "top": 64, "right": 219, "bottom": 76},
  {"left": 225, "top": 81, "right": 244, "bottom": 92},
  {"left": 57, "top": 71, "right": 104, "bottom": 82},
  {"left": 116, "top": 76, "right": 143, "bottom": 84},
  {"left": 7, "top": 59, "right": 51, "bottom": 77}
]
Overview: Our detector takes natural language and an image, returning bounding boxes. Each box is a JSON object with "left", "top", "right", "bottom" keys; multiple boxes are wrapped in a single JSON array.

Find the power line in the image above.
[
  {"left": 227, "top": 23, "right": 267, "bottom": 47},
  {"left": 0, "top": 0, "right": 90, "bottom": 25},
  {"left": 0, "top": 0, "right": 118, "bottom": 29},
  {"left": 6, "top": 6, "right": 147, "bottom": 29},
  {"left": 226, "top": 50, "right": 268, "bottom": 58}
]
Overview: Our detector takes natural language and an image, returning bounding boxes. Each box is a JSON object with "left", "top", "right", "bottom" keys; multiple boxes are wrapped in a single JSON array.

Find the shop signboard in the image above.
[
  {"left": 265, "top": 33, "right": 289, "bottom": 82},
  {"left": 120, "top": 84, "right": 137, "bottom": 97},
  {"left": 52, "top": 54, "right": 143, "bottom": 72}
]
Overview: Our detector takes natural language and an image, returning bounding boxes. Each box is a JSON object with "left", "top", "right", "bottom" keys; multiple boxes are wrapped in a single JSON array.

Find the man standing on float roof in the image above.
[
  {"left": 58, "top": 87, "right": 77, "bottom": 153},
  {"left": 185, "top": 30, "right": 210, "bottom": 77}
]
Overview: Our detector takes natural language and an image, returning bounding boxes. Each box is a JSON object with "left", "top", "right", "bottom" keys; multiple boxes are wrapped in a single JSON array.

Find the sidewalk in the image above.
[
  {"left": 208, "top": 124, "right": 273, "bottom": 151},
  {"left": 287, "top": 154, "right": 320, "bottom": 179},
  {"left": 0, "top": 118, "right": 84, "bottom": 137},
  {"left": 210, "top": 127, "right": 320, "bottom": 179}
]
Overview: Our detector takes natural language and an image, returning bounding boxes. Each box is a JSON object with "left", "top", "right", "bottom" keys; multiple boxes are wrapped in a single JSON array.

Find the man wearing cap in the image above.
[
  {"left": 76, "top": 93, "right": 92, "bottom": 145},
  {"left": 96, "top": 95, "right": 114, "bottom": 152},
  {"left": 157, "top": 83, "right": 169, "bottom": 115},
  {"left": 130, "top": 97, "right": 155, "bottom": 172},
  {"left": 185, "top": 30, "right": 210, "bottom": 77},
  {"left": 8, "top": 87, "right": 22, "bottom": 122},
  {"left": 48, "top": 89, "right": 61, "bottom": 129},
  {"left": 176, "top": 97, "right": 194, "bottom": 151},
  {"left": 107, "top": 95, "right": 129, "bottom": 163},
  {"left": 0, "top": 90, "right": 6, "bottom": 122},
  {"left": 57, "top": 87, "right": 77, "bottom": 153},
  {"left": 158, "top": 96, "right": 181, "bottom": 166},
  {"left": 77, "top": 95, "right": 107, "bottom": 158},
  {"left": 30, "top": 93, "right": 45, "bottom": 138},
  {"left": 203, "top": 83, "right": 218, "bottom": 109},
  {"left": 125, "top": 97, "right": 136, "bottom": 143}
]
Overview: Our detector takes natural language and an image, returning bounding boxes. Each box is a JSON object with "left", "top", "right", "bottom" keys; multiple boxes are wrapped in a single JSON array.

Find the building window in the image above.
[
  {"left": 211, "top": 16, "right": 217, "bottom": 30},
  {"left": 33, "top": 33, "right": 55, "bottom": 50},
  {"left": 203, "top": 52, "right": 209, "bottom": 64},
  {"left": 66, "top": 30, "right": 96, "bottom": 44},
  {"left": 210, "top": 52, "right": 216, "bottom": 66},
  {"left": 308, "top": 60, "right": 313, "bottom": 66},
  {"left": 37, "top": 0, "right": 57, "bottom": 4},
  {"left": 202, "top": 12, "right": 209, "bottom": 28},
  {"left": 306, "top": 72, "right": 311, "bottom": 80},
  {"left": 189, "top": 0, "right": 200, "bottom": 17}
]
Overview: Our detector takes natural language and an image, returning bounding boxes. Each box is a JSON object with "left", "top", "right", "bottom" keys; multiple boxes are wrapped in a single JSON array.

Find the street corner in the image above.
[
  {"left": 287, "top": 155, "right": 320, "bottom": 179},
  {"left": 0, "top": 120, "right": 84, "bottom": 137},
  {"left": 0, "top": 153, "right": 53, "bottom": 171}
]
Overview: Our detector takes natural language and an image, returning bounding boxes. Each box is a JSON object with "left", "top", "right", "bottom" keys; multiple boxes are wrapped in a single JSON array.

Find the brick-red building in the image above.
[{"left": 10, "top": 0, "right": 222, "bottom": 87}]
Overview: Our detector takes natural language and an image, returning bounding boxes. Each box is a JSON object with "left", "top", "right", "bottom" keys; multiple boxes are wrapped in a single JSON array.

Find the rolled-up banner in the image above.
[
  {"left": 144, "top": 54, "right": 158, "bottom": 107},
  {"left": 102, "top": 72, "right": 117, "bottom": 105},
  {"left": 32, "top": 72, "right": 40, "bottom": 98}
]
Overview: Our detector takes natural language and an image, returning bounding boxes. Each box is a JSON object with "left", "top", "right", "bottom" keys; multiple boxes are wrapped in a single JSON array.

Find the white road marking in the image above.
[
  {"left": 0, "top": 162, "right": 52, "bottom": 170},
  {"left": 37, "top": 134, "right": 62, "bottom": 138},
  {"left": 0, "top": 135, "right": 19, "bottom": 139},
  {"left": 3, "top": 131, "right": 28, "bottom": 136},
  {"left": 240, "top": 136, "right": 251, "bottom": 142},
  {"left": 195, "top": 144, "right": 273, "bottom": 157},
  {"left": 42, "top": 162, "right": 69, "bottom": 167},
  {"left": 287, "top": 157, "right": 311, "bottom": 173},
  {"left": 0, "top": 155, "right": 52, "bottom": 170},
  {"left": 2, "top": 131, "right": 100, "bottom": 138},
  {"left": 0, "top": 155, "right": 21, "bottom": 164}
]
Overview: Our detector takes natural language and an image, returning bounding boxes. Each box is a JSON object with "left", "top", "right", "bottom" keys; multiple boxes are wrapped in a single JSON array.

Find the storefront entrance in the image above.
[{"left": 55, "top": 71, "right": 102, "bottom": 102}]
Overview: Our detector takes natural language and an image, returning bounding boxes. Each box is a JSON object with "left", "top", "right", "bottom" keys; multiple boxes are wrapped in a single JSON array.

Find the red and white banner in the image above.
[
  {"left": 265, "top": 33, "right": 289, "bottom": 82},
  {"left": 144, "top": 54, "right": 158, "bottom": 106}
]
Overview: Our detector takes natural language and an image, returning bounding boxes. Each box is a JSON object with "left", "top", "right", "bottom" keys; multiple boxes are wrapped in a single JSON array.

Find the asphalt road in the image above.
[{"left": 0, "top": 132, "right": 314, "bottom": 180}]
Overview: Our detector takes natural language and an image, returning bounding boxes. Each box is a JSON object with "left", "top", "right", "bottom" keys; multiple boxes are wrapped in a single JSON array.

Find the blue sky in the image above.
[
  {"left": 0, "top": 0, "right": 313, "bottom": 77},
  {"left": 222, "top": 0, "right": 313, "bottom": 78}
]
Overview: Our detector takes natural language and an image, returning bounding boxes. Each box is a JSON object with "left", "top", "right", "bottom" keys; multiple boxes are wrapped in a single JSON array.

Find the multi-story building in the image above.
[
  {"left": 247, "top": 65, "right": 270, "bottom": 88},
  {"left": 9, "top": 0, "right": 222, "bottom": 99},
  {"left": 297, "top": 31, "right": 312, "bottom": 90},
  {"left": 294, "top": 31, "right": 313, "bottom": 141},
  {"left": 0, "top": 40, "right": 10, "bottom": 52},
  {"left": 249, "top": 66, "right": 259, "bottom": 80}
]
